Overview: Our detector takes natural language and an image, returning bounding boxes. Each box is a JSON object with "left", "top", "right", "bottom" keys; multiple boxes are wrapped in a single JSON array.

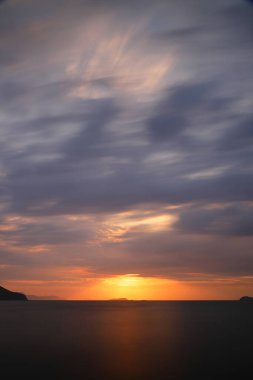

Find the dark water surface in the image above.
[{"left": 0, "top": 301, "right": 252, "bottom": 379}]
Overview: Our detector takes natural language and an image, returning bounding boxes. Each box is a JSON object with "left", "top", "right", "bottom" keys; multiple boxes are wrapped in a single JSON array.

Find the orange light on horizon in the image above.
[
  {"left": 78, "top": 274, "right": 178, "bottom": 300},
  {"left": 104, "top": 274, "right": 144, "bottom": 287},
  {"left": 4, "top": 274, "right": 253, "bottom": 301}
]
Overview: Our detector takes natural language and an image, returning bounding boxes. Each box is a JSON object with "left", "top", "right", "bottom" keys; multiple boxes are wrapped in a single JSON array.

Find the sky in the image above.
[{"left": 0, "top": 0, "right": 253, "bottom": 300}]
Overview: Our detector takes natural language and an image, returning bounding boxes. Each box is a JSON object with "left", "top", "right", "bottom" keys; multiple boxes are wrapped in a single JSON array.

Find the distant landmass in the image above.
[
  {"left": 109, "top": 298, "right": 129, "bottom": 301},
  {"left": 28, "top": 295, "right": 62, "bottom": 300},
  {"left": 0, "top": 286, "right": 27, "bottom": 301},
  {"left": 239, "top": 296, "right": 253, "bottom": 303}
]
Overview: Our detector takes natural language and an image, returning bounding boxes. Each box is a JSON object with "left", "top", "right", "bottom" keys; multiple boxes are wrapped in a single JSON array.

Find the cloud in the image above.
[
  {"left": 63, "top": 97, "right": 120, "bottom": 161},
  {"left": 148, "top": 112, "right": 188, "bottom": 142},
  {"left": 220, "top": 116, "right": 253, "bottom": 151},
  {"left": 0, "top": 218, "right": 93, "bottom": 246},
  {"left": 0, "top": 0, "right": 253, "bottom": 292},
  {"left": 0, "top": 82, "right": 28, "bottom": 105},
  {"left": 147, "top": 81, "right": 220, "bottom": 143},
  {"left": 174, "top": 205, "right": 253, "bottom": 236}
]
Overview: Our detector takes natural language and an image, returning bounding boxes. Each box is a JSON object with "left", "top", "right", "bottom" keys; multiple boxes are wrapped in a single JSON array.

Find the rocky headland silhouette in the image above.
[{"left": 0, "top": 286, "right": 27, "bottom": 301}]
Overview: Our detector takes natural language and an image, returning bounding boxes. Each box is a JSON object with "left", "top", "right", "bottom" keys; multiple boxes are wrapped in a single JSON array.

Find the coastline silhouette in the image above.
[{"left": 0, "top": 286, "right": 27, "bottom": 301}]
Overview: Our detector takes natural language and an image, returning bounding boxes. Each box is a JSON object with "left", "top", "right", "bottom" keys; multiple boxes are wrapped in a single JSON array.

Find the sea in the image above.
[{"left": 0, "top": 301, "right": 252, "bottom": 379}]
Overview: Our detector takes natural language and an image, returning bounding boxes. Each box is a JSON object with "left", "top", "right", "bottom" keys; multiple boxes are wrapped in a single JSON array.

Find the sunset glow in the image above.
[{"left": 1, "top": 0, "right": 253, "bottom": 301}]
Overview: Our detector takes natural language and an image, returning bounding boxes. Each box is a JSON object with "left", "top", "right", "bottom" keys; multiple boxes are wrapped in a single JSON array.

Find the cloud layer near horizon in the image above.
[{"left": 0, "top": 0, "right": 253, "bottom": 298}]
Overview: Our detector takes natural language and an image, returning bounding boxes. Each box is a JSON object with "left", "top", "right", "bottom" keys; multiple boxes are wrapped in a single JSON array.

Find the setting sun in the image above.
[
  {"left": 80, "top": 274, "right": 178, "bottom": 301},
  {"left": 107, "top": 274, "right": 142, "bottom": 287}
]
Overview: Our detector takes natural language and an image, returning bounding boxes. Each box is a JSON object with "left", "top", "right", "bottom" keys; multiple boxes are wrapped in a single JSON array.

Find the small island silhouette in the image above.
[
  {"left": 109, "top": 298, "right": 129, "bottom": 301},
  {"left": 239, "top": 296, "right": 253, "bottom": 303},
  {"left": 0, "top": 286, "right": 27, "bottom": 301}
]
